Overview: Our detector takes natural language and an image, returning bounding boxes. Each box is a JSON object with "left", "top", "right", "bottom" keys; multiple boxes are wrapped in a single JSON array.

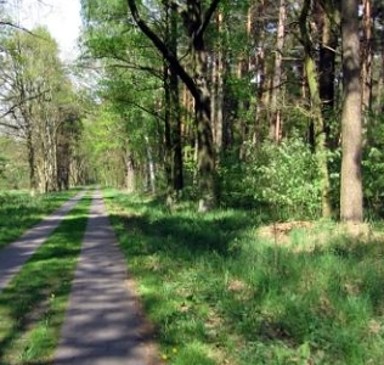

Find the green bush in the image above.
[
  {"left": 363, "top": 119, "right": 384, "bottom": 218},
  {"left": 220, "top": 137, "right": 322, "bottom": 220}
]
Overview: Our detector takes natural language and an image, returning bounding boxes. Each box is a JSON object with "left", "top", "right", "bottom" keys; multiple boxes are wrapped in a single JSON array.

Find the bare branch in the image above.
[
  {"left": 0, "top": 120, "right": 19, "bottom": 130},
  {"left": 197, "top": 0, "right": 221, "bottom": 40},
  {"left": 0, "top": 89, "right": 49, "bottom": 120},
  {"left": 0, "top": 21, "right": 35, "bottom": 36}
]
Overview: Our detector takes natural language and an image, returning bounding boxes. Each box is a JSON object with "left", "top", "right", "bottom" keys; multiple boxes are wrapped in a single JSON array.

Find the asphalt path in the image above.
[{"left": 54, "top": 191, "right": 157, "bottom": 365}]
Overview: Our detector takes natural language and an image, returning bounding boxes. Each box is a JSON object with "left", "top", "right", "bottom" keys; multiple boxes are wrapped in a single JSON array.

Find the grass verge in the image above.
[
  {"left": 0, "top": 189, "right": 80, "bottom": 249},
  {"left": 105, "top": 190, "right": 384, "bottom": 365},
  {"left": 0, "top": 195, "right": 91, "bottom": 365}
]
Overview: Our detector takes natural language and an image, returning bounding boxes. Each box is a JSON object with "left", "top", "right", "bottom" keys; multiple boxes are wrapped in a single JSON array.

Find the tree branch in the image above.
[
  {"left": 197, "top": 0, "right": 221, "bottom": 40},
  {"left": 126, "top": 0, "right": 200, "bottom": 101},
  {"left": 81, "top": 56, "right": 163, "bottom": 80},
  {"left": 0, "top": 89, "right": 49, "bottom": 121},
  {"left": 0, "top": 21, "right": 39, "bottom": 37},
  {"left": 0, "top": 120, "right": 19, "bottom": 130},
  {"left": 109, "top": 96, "right": 165, "bottom": 121}
]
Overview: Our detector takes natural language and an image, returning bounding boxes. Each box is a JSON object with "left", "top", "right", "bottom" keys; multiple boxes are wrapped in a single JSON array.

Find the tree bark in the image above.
[
  {"left": 269, "top": 0, "right": 286, "bottom": 142},
  {"left": 361, "top": 0, "right": 373, "bottom": 115},
  {"left": 300, "top": 0, "right": 332, "bottom": 218},
  {"left": 317, "top": 1, "right": 338, "bottom": 148},
  {"left": 211, "top": 11, "right": 224, "bottom": 154},
  {"left": 124, "top": 150, "right": 135, "bottom": 193},
  {"left": 340, "top": 0, "right": 363, "bottom": 222},
  {"left": 26, "top": 123, "right": 37, "bottom": 191}
]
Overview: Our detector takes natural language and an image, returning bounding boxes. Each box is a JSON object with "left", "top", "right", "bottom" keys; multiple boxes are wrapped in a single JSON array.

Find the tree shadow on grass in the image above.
[
  {"left": 108, "top": 195, "right": 384, "bottom": 364},
  {"left": 0, "top": 190, "right": 80, "bottom": 250},
  {"left": 107, "top": 192, "right": 266, "bottom": 259}
]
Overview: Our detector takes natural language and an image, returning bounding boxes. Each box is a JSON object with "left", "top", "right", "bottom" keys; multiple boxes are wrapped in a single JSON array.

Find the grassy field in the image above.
[
  {"left": 0, "top": 195, "right": 91, "bottom": 365},
  {"left": 105, "top": 190, "right": 384, "bottom": 365},
  {"left": 0, "top": 189, "right": 79, "bottom": 249}
]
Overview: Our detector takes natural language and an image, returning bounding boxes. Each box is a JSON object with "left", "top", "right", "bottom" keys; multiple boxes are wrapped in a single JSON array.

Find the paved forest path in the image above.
[
  {"left": 0, "top": 191, "right": 85, "bottom": 292},
  {"left": 54, "top": 191, "right": 157, "bottom": 365}
]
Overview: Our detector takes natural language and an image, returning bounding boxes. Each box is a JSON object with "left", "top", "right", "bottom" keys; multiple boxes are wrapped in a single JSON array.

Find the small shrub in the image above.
[{"left": 220, "top": 137, "right": 322, "bottom": 220}]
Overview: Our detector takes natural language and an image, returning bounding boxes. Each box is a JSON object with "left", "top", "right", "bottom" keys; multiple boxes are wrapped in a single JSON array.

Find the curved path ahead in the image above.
[
  {"left": 0, "top": 191, "right": 86, "bottom": 292},
  {"left": 54, "top": 191, "right": 157, "bottom": 365}
]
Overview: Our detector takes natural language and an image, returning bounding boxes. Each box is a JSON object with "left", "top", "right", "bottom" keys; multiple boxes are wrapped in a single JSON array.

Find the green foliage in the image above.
[
  {"left": 0, "top": 137, "right": 29, "bottom": 190},
  {"left": 0, "top": 155, "right": 6, "bottom": 178},
  {"left": 80, "top": 0, "right": 164, "bottom": 191},
  {"left": 220, "top": 137, "right": 322, "bottom": 220},
  {"left": 363, "top": 119, "right": 384, "bottom": 218},
  {"left": 106, "top": 190, "right": 384, "bottom": 365}
]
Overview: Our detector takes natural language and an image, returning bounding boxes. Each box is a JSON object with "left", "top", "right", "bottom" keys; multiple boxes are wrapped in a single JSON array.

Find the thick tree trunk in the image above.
[
  {"left": 340, "top": 0, "right": 363, "bottom": 222},
  {"left": 194, "top": 38, "right": 216, "bottom": 211},
  {"left": 305, "top": 57, "right": 332, "bottom": 217},
  {"left": 163, "top": 0, "right": 183, "bottom": 197}
]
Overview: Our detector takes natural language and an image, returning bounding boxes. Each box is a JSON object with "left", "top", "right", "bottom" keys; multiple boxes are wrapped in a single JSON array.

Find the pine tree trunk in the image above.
[
  {"left": 340, "top": 0, "right": 363, "bottom": 222},
  {"left": 361, "top": 0, "right": 373, "bottom": 115},
  {"left": 318, "top": 2, "right": 338, "bottom": 148},
  {"left": 270, "top": 0, "right": 286, "bottom": 143}
]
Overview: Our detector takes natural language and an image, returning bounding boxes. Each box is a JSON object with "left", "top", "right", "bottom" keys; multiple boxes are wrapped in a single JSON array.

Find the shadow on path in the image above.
[{"left": 54, "top": 192, "right": 158, "bottom": 365}]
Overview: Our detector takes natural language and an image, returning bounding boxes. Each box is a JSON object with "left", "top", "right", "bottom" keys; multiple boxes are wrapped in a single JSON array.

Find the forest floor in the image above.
[
  {"left": 2, "top": 189, "right": 384, "bottom": 365},
  {"left": 105, "top": 190, "right": 384, "bottom": 365}
]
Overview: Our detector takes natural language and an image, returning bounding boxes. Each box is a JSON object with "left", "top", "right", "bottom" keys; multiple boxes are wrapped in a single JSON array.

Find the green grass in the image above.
[
  {"left": 105, "top": 190, "right": 384, "bottom": 365},
  {"left": 0, "top": 195, "right": 91, "bottom": 365},
  {"left": 0, "top": 189, "right": 80, "bottom": 249}
]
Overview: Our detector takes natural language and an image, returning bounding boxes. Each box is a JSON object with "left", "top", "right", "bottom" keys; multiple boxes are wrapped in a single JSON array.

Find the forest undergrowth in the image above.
[{"left": 106, "top": 189, "right": 384, "bottom": 365}]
